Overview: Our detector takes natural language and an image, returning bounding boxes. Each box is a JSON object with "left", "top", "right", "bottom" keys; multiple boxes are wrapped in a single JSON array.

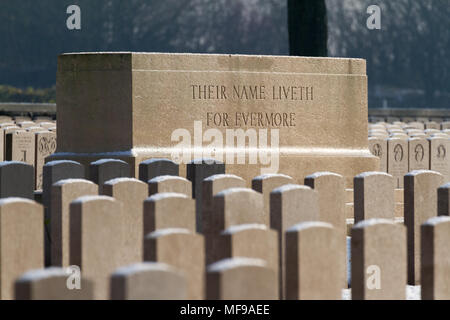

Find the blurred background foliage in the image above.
[{"left": 0, "top": 0, "right": 448, "bottom": 108}]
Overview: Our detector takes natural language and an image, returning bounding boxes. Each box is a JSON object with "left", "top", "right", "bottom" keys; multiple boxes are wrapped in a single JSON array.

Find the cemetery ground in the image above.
[{"left": 0, "top": 54, "right": 448, "bottom": 313}]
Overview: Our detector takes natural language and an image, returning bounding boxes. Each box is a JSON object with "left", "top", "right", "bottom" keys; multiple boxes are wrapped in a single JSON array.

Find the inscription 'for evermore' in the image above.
[
  {"left": 191, "top": 84, "right": 314, "bottom": 101},
  {"left": 206, "top": 112, "right": 296, "bottom": 128}
]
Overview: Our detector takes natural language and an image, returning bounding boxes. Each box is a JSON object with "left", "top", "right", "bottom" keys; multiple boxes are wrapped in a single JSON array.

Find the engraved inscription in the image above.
[
  {"left": 38, "top": 136, "right": 57, "bottom": 154},
  {"left": 191, "top": 84, "right": 314, "bottom": 101},
  {"left": 206, "top": 112, "right": 296, "bottom": 128},
  {"left": 372, "top": 143, "right": 382, "bottom": 157},
  {"left": 437, "top": 144, "right": 446, "bottom": 160},
  {"left": 36, "top": 134, "right": 57, "bottom": 190},
  {"left": 394, "top": 144, "right": 404, "bottom": 162},
  {"left": 20, "top": 150, "right": 27, "bottom": 162},
  {"left": 415, "top": 144, "right": 424, "bottom": 162}
]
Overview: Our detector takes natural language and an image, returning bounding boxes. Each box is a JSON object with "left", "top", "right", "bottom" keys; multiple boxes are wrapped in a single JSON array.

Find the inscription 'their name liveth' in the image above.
[{"left": 191, "top": 84, "right": 314, "bottom": 101}]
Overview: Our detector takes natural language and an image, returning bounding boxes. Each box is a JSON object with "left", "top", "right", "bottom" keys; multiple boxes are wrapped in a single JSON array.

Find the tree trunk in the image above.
[{"left": 288, "top": 0, "right": 328, "bottom": 57}]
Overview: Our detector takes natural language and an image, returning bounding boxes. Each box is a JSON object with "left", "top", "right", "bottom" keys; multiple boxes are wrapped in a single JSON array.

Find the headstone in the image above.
[
  {"left": 69, "top": 195, "right": 127, "bottom": 299},
  {"left": 252, "top": 173, "right": 294, "bottom": 227},
  {"left": 110, "top": 263, "right": 186, "bottom": 300},
  {"left": 387, "top": 137, "right": 408, "bottom": 188},
  {"left": 34, "top": 117, "right": 53, "bottom": 123},
  {"left": 431, "top": 133, "right": 449, "bottom": 139},
  {"left": 370, "top": 129, "right": 388, "bottom": 135},
  {"left": 43, "top": 160, "right": 85, "bottom": 266},
  {"left": 354, "top": 172, "right": 395, "bottom": 223},
  {"left": 15, "top": 267, "right": 93, "bottom": 300},
  {"left": 404, "top": 170, "right": 444, "bottom": 285},
  {"left": 51, "top": 179, "right": 97, "bottom": 267},
  {"left": 5, "top": 130, "right": 35, "bottom": 167},
  {"left": 143, "top": 193, "right": 196, "bottom": 234},
  {"left": 138, "top": 158, "right": 179, "bottom": 183},
  {"left": 14, "top": 116, "right": 32, "bottom": 122},
  {"left": 216, "top": 224, "right": 278, "bottom": 297},
  {"left": 405, "top": 129, "right": 423, "bottom": 136},
  {"left": 0, "top": 198, "right": 44, "bottom": 300},
  {"left": 206, "top": 257, "right": 278, "bottom": 300},
  {"left": 43, "top": 160, "right": 85, "bottom": 212},
  {"left": 18, "top": 121, "right": 36, "bottom": 129},
  {"left": 2, "top": 125, "right": 19, "bottom": 133},
  {"left": 370, "top": 124, "right": 386, "bottom": 130},
  {"left": 39, "top": 122, "right": 56, "bottom": 129},
  {"left": 270, "top": 184, "right": 319, "bottom": 299},
  {"left": 410, "top": 133, "right": 427, "bottom": 139},
  {"left": 429, "top": 137, "right": 450, "bottom": 182},
  {"left": 370, "top": 133, "right": 389, "bottom": 140},
  {"left": 351, "top": 219, "right": 407, "bottom": 300},
  {"left": 369, "top": 129, "right": 388, "bottom": 135},
  {"left": 417, "top": 117, "right": 430, "bottom": 124},
  {"left": 202, "top": 174, "right": 246, "bottom": 234},
  {"left": 89, "top": 159, "right": 130, "bottom": 193},
  {"left": 0, "top": 115, "right": 12, "bottom": 122},
  {"left": 4, "top": 128, "right": 25, "bottom": 144},
  {"left": 424, "top": 129, "right": 440, "bottom": 137},
  {"left": 402, "top": 117, "right": 414, "bottom": 123},
  {"left": 441, "top": 121, "right": 450, "bottom": 130},
  {"left": 34, "top": 131, "right": 57, "bottom": 190},
  {"left": 0, "top": 161, "right": 34, "bottom": 199},
  {"left": 387, "top": 117, "right": 400, "bottom": 123},
  {"left": 50, "top": 53, "right": 378, "bottom": 189},
  {"left": 27, "top": 127, "right": 46, "bottom": 133},
  {"left": 390, "top": 133, "right": 409, "bottom": 140},
  {"left": 304, "top": 172, "right": 346, "bottom": 233},
  {"left": 368, "top": 137, "right": 387, "bottom": 172},
  {"left": 206, "top": 188, "right": 265, "bottom": 266},
  {"left": 144, "top": 228, "right": 205, "bottom": 300},
  {"left": 425, "top": 121, "right": 440, "bottom": 130},
  {"left": 408, "top": 137, "right": 429, "bottom": 172},
  {"left": 187, "top": 158, "right": 225, "bottom": 233},
  {"left": 0, "top": 125, "right": 14, "bottom": 149},
  {"left": 285, "top": 222, "right": 343, "bottom": 300},
  {"left": 211, "top": 188, "right": 265, "bottom": 234},
  {"left": 102, "top": 178, "right": 148, "bottom": 263},
  {"left": 388, "top": 128, "right": 404, "bottom": 134},
  {"left": 421, "top": 216, "right": 450, "bottom": 300},
  {"left": 438, "top": 183, "right": 450, "bottom": 216},
  {"left": 304, "top": 172, "right": 347, "bottom": 288},
  {"left": 408, "top": 121, "right": 425, "bottom": 130},
  {"left": 148, "top": 175, "right": 192, "bottom": 197}
]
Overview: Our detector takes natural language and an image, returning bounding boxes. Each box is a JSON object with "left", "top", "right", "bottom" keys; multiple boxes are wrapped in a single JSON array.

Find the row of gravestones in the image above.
[
  {"left": 368, "top": 136, "right": 449, "bottom": 187},
  {"left": 6, "top": 202, "right": 450, "bottom": 300},
  {"left": 0, "top": 116, "right": 57, "bottom": 191},
  {"left": 0, "top": 158, "right": 450, "bottom": 299},
  {"left": 369, "top": 121, "right": 450, "bottom": 131},
  {"left": 369, "top": 119, "right": 450, "bottom": 128}
]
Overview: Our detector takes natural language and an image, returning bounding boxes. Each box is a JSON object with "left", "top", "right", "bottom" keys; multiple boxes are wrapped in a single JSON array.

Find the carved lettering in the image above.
[{"left": 191, "top": 84, "right": 313, "bottom": 101}]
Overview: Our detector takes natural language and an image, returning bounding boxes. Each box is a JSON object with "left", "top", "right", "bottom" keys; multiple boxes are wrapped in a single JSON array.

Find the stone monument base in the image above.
[{"left": 48, "top": 52, "right": 379, "bottom": 187}]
